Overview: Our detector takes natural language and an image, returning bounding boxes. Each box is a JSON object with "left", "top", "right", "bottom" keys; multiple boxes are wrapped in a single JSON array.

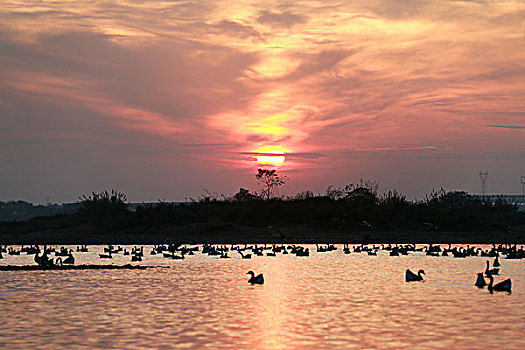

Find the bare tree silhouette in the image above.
[{"left": 255, "top": 168, "right": 287, "bottom": 200}]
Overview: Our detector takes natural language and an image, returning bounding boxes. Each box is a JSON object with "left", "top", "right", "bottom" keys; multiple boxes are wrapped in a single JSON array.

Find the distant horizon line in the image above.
[{"left": 2, "top": 194, "right": 525, "bottom": 206}]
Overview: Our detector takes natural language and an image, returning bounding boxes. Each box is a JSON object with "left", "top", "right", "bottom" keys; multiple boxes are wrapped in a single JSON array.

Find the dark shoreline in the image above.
[
  {"left": 1, "top": 224, "right": 524, "bottom": 245},
  {"left": 0, "top": 264, "right": 161, "bottom": 271},
  {"left": 3, "top": 189, "right": 524, "bottom": 245}
]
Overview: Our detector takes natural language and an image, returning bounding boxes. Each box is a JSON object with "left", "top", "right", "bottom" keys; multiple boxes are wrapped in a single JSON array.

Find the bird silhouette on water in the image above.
[
  {"left": 485, "top": 260, "right": 499, "bottom": 276},
  {"left": 405, "top": 269, "right": 425, "bottom": 282},
  {"left": 475, "top": 272, "right": 487, "bottom": 288},
  {"left": 487, "top": 274, "right": 511, "bottom": 294},
  {"left": 493, "top": 255, "right": 501, "bottom": 267},
  {"left": 247, "top": 271, "right": 264, "bottom": 285}
]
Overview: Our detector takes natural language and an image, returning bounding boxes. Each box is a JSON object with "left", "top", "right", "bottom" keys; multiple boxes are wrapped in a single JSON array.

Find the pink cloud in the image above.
[{"left": 1, "top": 0, "right": 524, "bottom": 201}]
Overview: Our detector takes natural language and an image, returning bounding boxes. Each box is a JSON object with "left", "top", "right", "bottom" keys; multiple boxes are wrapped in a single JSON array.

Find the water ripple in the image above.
[{"left": 1, "top": 245, "right": 525, "bottom": 349}]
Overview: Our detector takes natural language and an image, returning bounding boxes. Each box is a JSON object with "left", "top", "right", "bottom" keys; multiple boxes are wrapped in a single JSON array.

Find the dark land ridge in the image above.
[
  {"left": 1, "top": 188, "right": 524, "bottom": 245},
  {"left": 0, "top": 264, "right": 162, "bottom": 271}
]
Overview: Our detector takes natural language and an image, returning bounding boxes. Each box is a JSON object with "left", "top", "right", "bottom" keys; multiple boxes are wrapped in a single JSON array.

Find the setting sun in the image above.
[
  {"left": 256, "top": 154, "right": 285, "bottom": 166},
  {"left": 255, "top": 147, "right": 286, "bottom": 166}
]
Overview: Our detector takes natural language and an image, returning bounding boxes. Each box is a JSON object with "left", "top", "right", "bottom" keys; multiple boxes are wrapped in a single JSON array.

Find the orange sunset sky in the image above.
[{"left": 1, "top": 0, "right": 524, "bottom": 203}]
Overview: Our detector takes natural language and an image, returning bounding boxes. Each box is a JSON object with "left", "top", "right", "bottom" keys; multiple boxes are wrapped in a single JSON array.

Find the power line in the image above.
[{"left": 479, "top": 171, "right": 488, "bottom": 197}]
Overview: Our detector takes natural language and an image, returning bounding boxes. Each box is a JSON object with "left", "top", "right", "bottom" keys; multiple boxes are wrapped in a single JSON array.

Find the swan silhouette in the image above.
[
  {"left": 63, "top": 253, "right": 75, "bottom": 265},
  {"left": 247, "top": 271, "right": 264, "bottom": 285},
  {"left": 493, "top": 255, "right": 500, "bottom": 267},
  {"left": 131, "top": 254, "right": 142, "bottom": 262},
  {"left": 475, "top": 272, "right": 487, "bottom": 288},
  {"left": 99, "top": 251, "right": 112, "bottom": 259},
  {"left": 34, "top": 247, "right": 54, "bottom": 267},
  {"left": 239, "top": 251, "right": 252, "bottom": 259},
  {"left": 487, "top": 274, "right": 511, "bottom": 294},
  {"left": 485, "top": 260, "right": 499, "bottom": 276},
  {"left": 406, "top": 269, "right": 425, "bottom": 282}
]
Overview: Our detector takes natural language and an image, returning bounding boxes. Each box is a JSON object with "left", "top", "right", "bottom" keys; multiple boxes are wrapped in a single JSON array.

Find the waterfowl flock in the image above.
[
  {"left": 0, "top": 243, "right": 521, "bottom": 293},
  {"left": 475, "top": 257, "right": 512, "bottom": 293}
]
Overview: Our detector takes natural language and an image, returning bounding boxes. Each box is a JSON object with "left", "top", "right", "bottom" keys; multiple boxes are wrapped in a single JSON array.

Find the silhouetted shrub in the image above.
[{"left": 78, "top": 190, "right": 129, "bottom": 219}]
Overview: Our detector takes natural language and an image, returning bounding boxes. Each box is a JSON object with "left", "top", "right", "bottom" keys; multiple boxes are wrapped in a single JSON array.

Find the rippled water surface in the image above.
[{"left": 1, "top": 245, "right": 525, "bottom": 349}]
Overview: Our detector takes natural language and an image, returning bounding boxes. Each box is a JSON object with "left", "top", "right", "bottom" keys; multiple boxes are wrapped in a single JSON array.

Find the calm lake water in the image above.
[{"left": 1, "top": 244, "right": 524, "bottom": 349}]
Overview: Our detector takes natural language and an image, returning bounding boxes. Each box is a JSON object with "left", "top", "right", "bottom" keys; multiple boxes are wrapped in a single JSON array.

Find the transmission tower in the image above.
[
  {"left": 479, "top": 171, "right": 488, "bottom": 197},
  {"left": 521, "top": 176, "right": 525, "bottom": 197}
]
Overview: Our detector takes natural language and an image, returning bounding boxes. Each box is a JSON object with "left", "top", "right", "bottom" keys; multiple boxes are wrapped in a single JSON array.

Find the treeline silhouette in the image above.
[
  {"left": 0, "top": 201, "right": 78, "bottom": 222},
  {"left": 74, "top": 182, "right": 523, "bottom": 233}
]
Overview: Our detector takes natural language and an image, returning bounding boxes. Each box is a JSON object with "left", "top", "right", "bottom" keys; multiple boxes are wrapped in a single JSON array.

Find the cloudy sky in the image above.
[{"left": 1, "top": 0, "right": 524, "bottom": 203}]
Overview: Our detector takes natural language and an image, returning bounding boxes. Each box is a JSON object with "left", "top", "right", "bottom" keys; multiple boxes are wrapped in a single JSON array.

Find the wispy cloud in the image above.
[
  {"left": 0, "top": 0, "right": 524, "bottom": 201},
  {"left": 257, "top": 10, "right": 308, "bottom": 29},
  {"left": 354, "top": 146, "right": 454, "bottom": 152},
  {"left": 240, "top": 151, "right": 325, "bottom": 159},
  {"left": 485, "top": 125, "right": 525, "bottom": 130},
  {"left": 210, "top": 20, "right": 262, "bottom": 40}
]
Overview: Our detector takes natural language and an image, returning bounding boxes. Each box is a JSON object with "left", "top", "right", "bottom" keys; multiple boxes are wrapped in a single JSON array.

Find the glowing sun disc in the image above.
[{"left": 256, "top": 154, "right": 285, "bottom": 166}]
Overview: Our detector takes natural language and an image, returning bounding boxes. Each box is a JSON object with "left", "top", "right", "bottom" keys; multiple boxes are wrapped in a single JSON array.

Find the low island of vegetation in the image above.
[{"left": 1, "top": 170, "right": 524, "bottom": 245}]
